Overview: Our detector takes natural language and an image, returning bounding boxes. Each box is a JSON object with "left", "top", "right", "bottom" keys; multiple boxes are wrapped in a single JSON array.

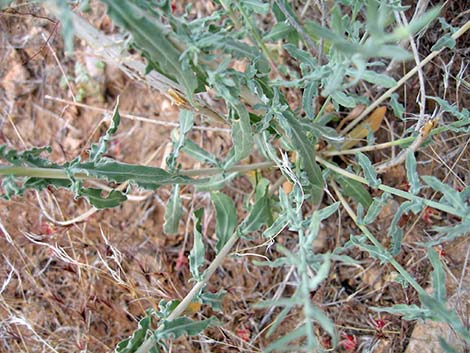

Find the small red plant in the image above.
[
  {"left": 339, "top": 333, "right": 357, "bottom": 352},
  {"left": 236, "top": 327, "right": 250, "bottom": 342},
  {"left": 422, "top": 207, "right": 440, "bottom": 224},
  {"left": 38, "top": 222, "right": 56, "bottom": 235},
  {"left": 175, "top": 249, "right": 188, "bottom": 271}
]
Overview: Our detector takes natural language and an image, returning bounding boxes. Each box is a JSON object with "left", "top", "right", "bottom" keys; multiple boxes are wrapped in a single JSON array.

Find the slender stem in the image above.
[
  {"left": 135, "top": 231, "right": 241, "bottom": 353},
  {"left": 331, "top": 180, "right": 426, "bottom": 296},
  {"left": 316, "top": 156, "right": 464, "bottom": 217},
  {"left": 0, "top": 161, "right": 275, "bottom": 180}
]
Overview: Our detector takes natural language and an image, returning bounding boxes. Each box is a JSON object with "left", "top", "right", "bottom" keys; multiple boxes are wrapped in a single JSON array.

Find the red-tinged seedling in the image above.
[
  {"left": 175, "top": 249, "right": 188, "bottom": 271},
  {"left": 340, "top": 333, "right": 357, "bottom": 352},
  {"left": 422, "top": 207, "right": 441, "bottom": 224},
  {"left": 235, "top": 327, "right": 250, "bottom": 342},
  {"left": 39, "top": 222, "right": 56, "bottom": 236}
]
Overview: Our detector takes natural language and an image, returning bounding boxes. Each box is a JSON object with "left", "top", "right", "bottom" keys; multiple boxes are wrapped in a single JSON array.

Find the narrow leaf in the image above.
[
  {"left": 428, "top": 248, "right": 446, "bottom": 302},
  {"left": 189, "top": 208, "right": 205, "bottom": 280},
  {"left": 280, "top": 111, "right": 324, "bottom": 203},
  {"left": 90, "top": 98, "right": 120, "bottom": 162},
  {"left": 335, "top": 173, "right": 373, "bottom": 208},
  {"left": 78, "top": 188, "right": 127, "bottom": 209},
  {"left": 163, "top": 185, "right": 182, "bottom": 235},
  {"left": 406, "top": 151, "right": 420, "bottom": 194},
  {"left": 211, "top": 192, "right": 237, "bottom": 253},
  {"left": 231, "top": 104, "right": 254, "bottom": 162}
]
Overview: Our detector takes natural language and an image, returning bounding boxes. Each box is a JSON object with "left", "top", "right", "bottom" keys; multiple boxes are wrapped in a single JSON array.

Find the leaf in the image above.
[
  {"left": 189, "top": 208, "right": 205, "bottom": 280},
  {"left": 265, "top": 324, "right": 308, "bottom": 353},
  {"left": 241, "top": 0, "right": 269, "bottom": 14},
  {"left": 422, "top": 176, "right": 465, "bottom": 215},
  {"left": 335, "top": 173, "right": 373, "bottom": 208},
  {"left": 262, "top": 213, "right": 289, "bottom": 238},
  {"left": 307, "top": 254, "right": 331, "bottom": 291},
  {"left": 71, "top": 161, "right": 206, "bottom": 189},
  {"left": 211, "top": 192, "right": 237, "bottom": 253},
  {"left": 406, "top": 151, "right": 420, "bottom": 194},
  {"left": 371, "top": 304, "right": 431, "bottom": 321},
  {"left": 389, "top": 93, "right": 404, "bottom": 119},
  {"left": 356, "top": 152, "right": 380, "bottom": 187},
  {"left": 302, "top": 82, "right": 318, "bottom": 119},
  {"left": 240, "top": 178, "right": 272, "bottom": 234},
  {"left": 363, "top": 192, "right": 391, "bottom": 224},
  {"left": 163, "top": 185, "right": 182, "bottom": 235},
  {"left": 199, "top": 289, "right": 226, "bottom": 312},
  {"left": 279, "top": 111, "right": 324, "bottom": 203},
  {"left": 420, "top": 294, "right": 470, "bottom": 339},
  {"left": 331, "top": 91, "right": 356, "bottom": 108},
  {"left": 195, "top": 172, "right": 238, "bottom": 192},
  {"left": 349, "top": 235, "right": 391, "bottom": 263},
  {"left": 388, "top": 200, "right": 423, "bottom": 255},
  {"left": 231, "top": 104, "right": 254, "bottom": 163},
  {"left": 155, "top": 317, "right": 217, "bottom": 340},
  {"left": 264, "top": 22, "right": 292, "bottom": 41},
  {"left": 307, "top": 202, "right": 339, "bottom": 246},
  {"left": 182, "top": 140, "right": 218, "bottom": 165},
  {"left": 341, "top": 106, "right": 386, "bottom": 150},
  {"left": 101, "top": 0, "right": 198, "bottom": 99},
  {"left": 115, "top": 313, "right": 152, "bottom": 353},
  {"left": 89, "top": 98, "right": 121, "bottom": 162},
  {"left": 78, "top": 188, "right": 127, "bottom": 209},
  {"left": 362, "top": 70, "right": 397, "bottom": 88},
  {"left": 166, "top": 110, "right": 194, "bottom": 171},
  {"left": 431, "top": 34, "right": 456, "bottom": 51},
  {"left": 47, "top": 0, "right": 74, "bottom": 53},
  {"left": 428, "top": 248, "right": 446, "bottom": 302}
]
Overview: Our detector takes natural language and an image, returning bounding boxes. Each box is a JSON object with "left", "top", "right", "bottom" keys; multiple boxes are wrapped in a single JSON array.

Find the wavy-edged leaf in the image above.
[
  {"left": 302, "top": 82, "right": 317, "bottom": 119},
  {"left": 78, "top": 188, "right": 127, "bottom": 209},
  {"left": 388, "top": 199, "right": 423, "bottom": 255},
  {"left": 279, "top": 111, "right": 324, "bottom": 203},
  {"left": 189, "top": 208, "right": 205, "bottom": 280},
  {"left": 199, "top": 289, "right": 226, "bottom": 312},
  {"left": 363, "top": 192, "right": 391, "bottom": 224},
  {"left": 90, "top": 98, "right": 120, "bottom": 162},
  {"left": 349, "top": 235, "right": 391, "bottom": 263},
  {"left": 70, "top": 161, "right": 206, "bottom": 189},
  {"left": 211, "top": 192, "right": 237, "bottom": 253},
  {"left": 420, "top": 294, "right": 470, "bottom": 339},
  {"left": 115, "top": 312, "right": 152, "bottom": 353},
  {"left": 357, "top": 152, "right": 380, "bottom": 188},
  {"left": 307, "top": 202, "right": 339, "bottom": 246},
  {"left": 422, "top": 176, "right": 465, "bottom": 215},
  {"left": 428, "top": 248, "right": 446, "bottom": 302},
  {"left": 155, "top": 317, "right": 217, "bottom": 340},
  {"left": 101, "top": 0, "right": 198, "bottom": 99},
  {"left": 163, "top": 185, "right": 182, "bottom": 235}
]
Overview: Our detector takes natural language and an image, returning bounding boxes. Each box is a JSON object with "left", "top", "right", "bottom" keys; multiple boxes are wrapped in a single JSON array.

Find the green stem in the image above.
[
  {"left": 331, "top": 180, "right": 425, "bottom": 296},
  {"left": 316, "top": 156, "right": 463, "bottom": 217},
  {"left": 0, "top": 161, "right": 276, "bottom": 180}
]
